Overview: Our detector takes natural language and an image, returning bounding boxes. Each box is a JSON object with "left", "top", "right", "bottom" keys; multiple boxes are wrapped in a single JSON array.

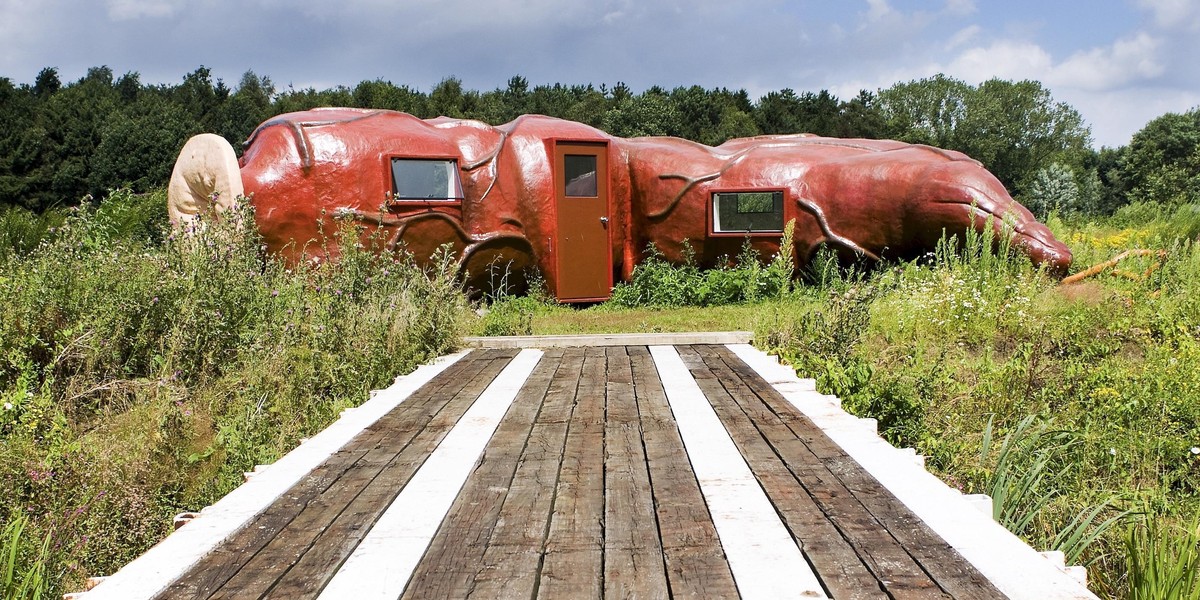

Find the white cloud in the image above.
[
  {"left": 942, "top": 31, "right": 1164, "bottom": 93},
  {"left": 943, "top": 0, "right": 976, "bottom": 17},
  {"left": 946, "top": 24, "right": 981, "bottom": 50},
  {"left": 825, "top": 61, "right": 944, "bottom": 99},
  {"left": 1052, "top": 32, "right": 1164, "bottom": 91},
  {"left": 602, "top": 10, "right": 627, "bottom": 24},
  {"left": 945, "top": 39, "right": 1053, "bottom": 82},
  {"left": 864, "top": 0, "right": 893, "bottom": 22},
  {"left": 1137, "top": 0, "right": 1200, "bottom": 31},
  {"left": 1057, "top": 86, "right": 1200, "bottom": 147},
  {"left": 106, "top": 0, "right": 182, "bottom": 20}
]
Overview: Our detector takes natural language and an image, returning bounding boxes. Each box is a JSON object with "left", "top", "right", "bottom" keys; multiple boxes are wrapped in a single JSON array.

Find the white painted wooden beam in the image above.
[
  {"left": 317, "top": 348, "right": 544, "bottom": 599},
  {"left": 649, "top": 345, "right": 828, "bottom": 600},
  {"left": 83, "top": 350, "right": 471, "bottom": 600},
  {"left": 727, "top": 343, "right": 1098, "bottom": 600}
]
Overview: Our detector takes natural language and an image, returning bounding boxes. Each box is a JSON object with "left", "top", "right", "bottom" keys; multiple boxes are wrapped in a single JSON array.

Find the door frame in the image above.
[{"left": 552, "top": 140, "right": 612, "bottom": 302}]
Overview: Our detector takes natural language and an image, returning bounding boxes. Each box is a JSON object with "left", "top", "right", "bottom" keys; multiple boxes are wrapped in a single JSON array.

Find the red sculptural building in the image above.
[{"left": 168, "top": 108, "right": 1072, "bottom": 302}]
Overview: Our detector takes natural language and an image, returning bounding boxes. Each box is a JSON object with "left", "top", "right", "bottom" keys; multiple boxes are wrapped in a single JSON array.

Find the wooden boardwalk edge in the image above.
[
  {"left": 726, "top": 343, "right": 1097, "bottom": 600},
  {"left": 82, "top": 350, "right": 474, "bottom": 600},
  {"left": 82, "top": 341, "right": 1099, "bottom": 600},
  {"left": 650, "top": 345, "right": 825, "bottom": 599},
  {"left": 319, "top": 349, "right": 545, "bottom": 598},
  {"left": 463, "top": 331, "right": 753, "bottom": 348}
]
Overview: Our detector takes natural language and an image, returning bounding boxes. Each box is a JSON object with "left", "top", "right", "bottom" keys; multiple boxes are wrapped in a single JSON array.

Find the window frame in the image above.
[
  {"left": 708, "top": 188, "right": 787, "bottom": 237},
  {"left": 562, "top": 153, "right": 600, "bottom": 198},
  {"left": 384, "top": 155, "right": 465, "bottom": 207}
]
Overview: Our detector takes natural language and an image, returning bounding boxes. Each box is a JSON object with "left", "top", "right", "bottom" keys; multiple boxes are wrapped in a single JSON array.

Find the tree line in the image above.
[{"left": 1, "top": 66, "right": 1196, "bottom": 216}]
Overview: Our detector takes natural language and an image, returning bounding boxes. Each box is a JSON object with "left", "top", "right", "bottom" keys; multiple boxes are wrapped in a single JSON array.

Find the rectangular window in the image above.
[
  {"left": 712, "top": 191, "right": 784, "bottom": 233},
  {"left": 563, "top": 155, "right": 598, "bottom": 197},
  {"left": 390, "top": 159, "right": 464, "bottom": 201}
]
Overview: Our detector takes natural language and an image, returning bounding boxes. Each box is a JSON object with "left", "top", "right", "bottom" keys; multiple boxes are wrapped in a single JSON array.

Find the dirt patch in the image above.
[{"left": 1051, "top": 280, "right": 1118, "bottom": 306}]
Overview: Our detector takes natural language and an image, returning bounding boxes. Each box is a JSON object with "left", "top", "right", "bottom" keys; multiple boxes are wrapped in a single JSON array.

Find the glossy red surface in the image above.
[{"left": 236, "top": 108, "right": 1072, "bottom": 298}]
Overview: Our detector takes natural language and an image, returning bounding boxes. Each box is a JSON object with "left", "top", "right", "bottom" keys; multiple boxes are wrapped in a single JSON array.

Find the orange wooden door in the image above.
[{"left": 554, "top": 142, "right": 611, "bottom": 301}]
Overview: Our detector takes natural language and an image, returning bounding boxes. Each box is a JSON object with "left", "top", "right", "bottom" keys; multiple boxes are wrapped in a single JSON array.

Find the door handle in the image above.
[{"left": 600, "top": 216, "right": 609, "bottom": 225}]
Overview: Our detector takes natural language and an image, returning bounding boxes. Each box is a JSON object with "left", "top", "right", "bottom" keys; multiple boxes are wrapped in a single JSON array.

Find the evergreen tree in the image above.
[
  {"left": 208, "top": 71, "right": 275, "bottom": 148},
  {"left": 33, "top": 67, "right": 60, "bottom": 98},
  {"left": 90, "top": 93, "right": 199, "bottom": 193},
  {"left": 1025, "top": 163, "right": 1080, "bottom": 218}
]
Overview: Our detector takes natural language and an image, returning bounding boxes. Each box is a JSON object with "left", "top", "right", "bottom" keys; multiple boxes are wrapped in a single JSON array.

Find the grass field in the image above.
[{"left": 2, "top": 193, "right": 1198, "bottom": 599}]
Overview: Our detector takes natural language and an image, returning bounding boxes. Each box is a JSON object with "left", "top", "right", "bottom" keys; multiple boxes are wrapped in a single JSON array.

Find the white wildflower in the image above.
[
  {"left": 1191, "top": 447, "right": 1200, "bottom": 455},
  {"left": 3, "top": 402, "right": 12, "bottom": 411}
]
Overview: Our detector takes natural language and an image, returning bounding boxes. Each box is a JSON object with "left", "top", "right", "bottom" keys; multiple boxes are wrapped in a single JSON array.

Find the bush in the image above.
[
  {"left": 0, "top": 189, "right": 470, "bottom": 595},
  {"left": 0, "top": 206, "right": 65, "bottom": 263},
  {"left": 609, "top": 220, "right": 795, "bottom": 307}
]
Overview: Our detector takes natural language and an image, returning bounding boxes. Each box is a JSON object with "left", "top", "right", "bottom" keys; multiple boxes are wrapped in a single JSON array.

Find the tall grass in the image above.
[
  {"left": 1125, "top": 511, "right": 1200, "bottom": 600},
  {"left": 980, "top": 415, "right": 1075, "bottom": 537},
  {"left": 0, "top": 206, "right": 65, "bottom": 263},
  {"left": 2, "top": 515, "right": 50, "bottom": 600},
  {"left": 757, "top": 206, "right": 1200, "bottom": 598},
  {"left": 0, "top": 189, "right": 470, "bottom": 595}
]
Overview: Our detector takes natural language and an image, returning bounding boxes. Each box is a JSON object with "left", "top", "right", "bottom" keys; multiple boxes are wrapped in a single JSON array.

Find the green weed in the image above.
[
  {"left": 609, "top": 220, "right": 796, "bottom": 307},
  {"left": 1, "top": 514, "right": 51, "bottom": 600},
  {"left": 979, "top": 415, "right": 1076, "bottom": 536},
  {"left": 1125, "top": 511, "right": 1200, "bottom": 600},
  {"left": 0, "top": 188, "right": 470, "bottom": 595},
  {"left": 758, "top": 204, "right": 1200, "bottom": 598}
]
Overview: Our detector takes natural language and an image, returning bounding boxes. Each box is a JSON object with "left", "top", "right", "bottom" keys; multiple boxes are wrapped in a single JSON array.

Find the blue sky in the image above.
[{"left": 2, "top": 0, "right": 1197, "bottom": 148}]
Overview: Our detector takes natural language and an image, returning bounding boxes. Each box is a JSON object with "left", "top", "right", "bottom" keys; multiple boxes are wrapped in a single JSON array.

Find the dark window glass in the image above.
[
  {"left": 564, "top": 155, "right": 598, "bottom": 197},
  {"left": 391, "top": 159, "right": 464, "bottom": 200},
  {"left": 712, "top": 191, "right": 784, "bottom": 232}
]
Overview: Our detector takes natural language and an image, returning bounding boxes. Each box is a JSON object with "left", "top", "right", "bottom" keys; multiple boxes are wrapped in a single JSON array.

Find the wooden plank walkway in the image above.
[{"left": 83, "top": 343, "right": 1097, "bottom": 600}]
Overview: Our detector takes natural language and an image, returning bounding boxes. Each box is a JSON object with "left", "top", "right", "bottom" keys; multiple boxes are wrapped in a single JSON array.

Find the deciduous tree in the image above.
[
  {"left": 1119, "top": 108, "right": 1200, "bottom": 206},
  {"left": 878, "top": 75, "right": 1091, "bottom": 195}
]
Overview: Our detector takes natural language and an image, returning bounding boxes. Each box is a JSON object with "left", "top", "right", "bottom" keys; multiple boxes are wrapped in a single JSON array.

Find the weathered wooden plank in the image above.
[
  {"left": 468, "top": 546, "right": 545, "bottom": 600},
  {"left": 710, "top": 345, "right": 1006, "bottom": 600},
  {"left": 536, "top": 346, "right": 586, "bottom": 425},
  {"left": 467, "top": 347, "right": 585, "bottom": 600},
  {"left": 626, "top": 345, "right": 738, "bottom": 600},
  {"left": 649, "top": 345, "right": 825, "bottom": 599},
  {"left": 400, "top": 348, "right": 563, "bottom": 599},
  {"left": 204, "top": 350, "right": 515, "bottom": 599},
  {"left": 316, "top": 349, "right": 545, "bottom": 599},
  {"left": 603, "top": 346, "right": 669, "bottom": 600},
  {"left": 155, "top": 349, "right": 504, "bottom": 600},
  {"left": 679, "top": 344, "right": 889, "bottom": 600},
  {"left": 537, "top": 346, "right": 607, "bottom": 599},
  {"left": 540, "top": 549, "right": 604, "bottom": 598}
]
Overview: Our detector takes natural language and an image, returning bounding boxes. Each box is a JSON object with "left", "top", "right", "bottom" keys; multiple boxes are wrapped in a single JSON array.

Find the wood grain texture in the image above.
[
  {"left": 603, "top": 347, "right": 669, "bottom": 600},
  {"left": 155, "top": 349, "right": 509, "bottom": 600},
  {"left": 464, "top": 347, "right": 586, "bottom": 599},
  {"left": 678, "top": 344, "right": 890, "bottom": 600},
  {"left": 537, "top": 346, "right": 607, "bottom": 599},
  {"left": 401, "top": 348, "right": 562, "bottom": 599},
  {"left": 627, "top": 345, "right": 738, "bottom": 600},
  {"left": 706, "top": 344, "right": 1006, "bottom": 600}
]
